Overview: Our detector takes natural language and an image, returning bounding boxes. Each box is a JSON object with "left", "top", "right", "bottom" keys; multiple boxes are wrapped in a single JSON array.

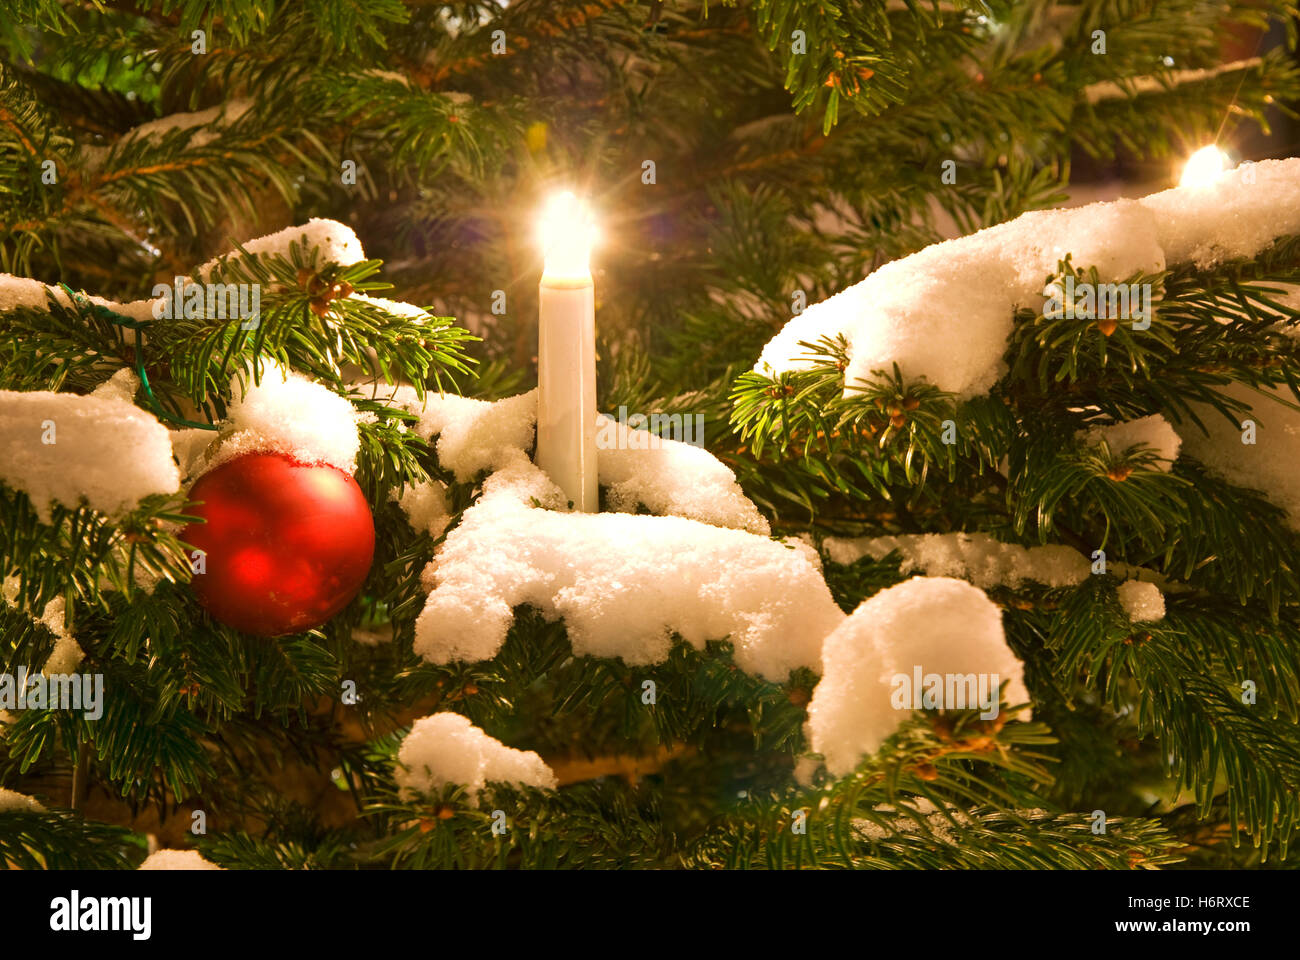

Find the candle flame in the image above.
[
  {"left": 1179, "top": 145, "right": 1230, "bottom": 188},
  {"left": 540, "top": 191, "right": 596, "bottom": 281}
]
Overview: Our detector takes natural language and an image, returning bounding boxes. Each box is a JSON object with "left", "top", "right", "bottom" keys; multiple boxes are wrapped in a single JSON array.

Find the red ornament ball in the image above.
[{"left": 182, "top": 451, "right": 375, "bottom": 636}]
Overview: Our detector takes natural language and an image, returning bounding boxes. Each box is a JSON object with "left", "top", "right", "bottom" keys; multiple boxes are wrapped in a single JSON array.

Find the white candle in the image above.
[{"left": 536, "top": 192, "right": 598, "bottom": 512}]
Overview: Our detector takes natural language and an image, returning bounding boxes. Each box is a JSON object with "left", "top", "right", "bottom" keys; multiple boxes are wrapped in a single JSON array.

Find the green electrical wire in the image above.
[{"left": 58, "top": 282, "right": 219, "bottom": 431}]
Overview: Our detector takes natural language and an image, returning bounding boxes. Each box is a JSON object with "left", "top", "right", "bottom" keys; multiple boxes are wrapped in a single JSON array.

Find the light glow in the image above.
[
  {"left": 1179, "top": 145, "right": 1230, "bottom": 188},
  {"left": 539, "top": 191, "right": 597, "bottom": 282}
]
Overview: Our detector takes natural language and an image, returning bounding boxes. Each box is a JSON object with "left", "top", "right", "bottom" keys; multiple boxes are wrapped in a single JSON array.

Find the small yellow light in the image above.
[
  {"left": 539, "top": 191, "right": 597, "bottom": 282},
  {"left": 1179, "top": 145, "right": 1230, "bottom": 188}
]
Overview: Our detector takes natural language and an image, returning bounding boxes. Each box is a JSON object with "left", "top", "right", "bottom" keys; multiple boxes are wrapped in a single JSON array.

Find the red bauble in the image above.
[{"left": 182, "top": 452, "right": 375, "bottom": 636}]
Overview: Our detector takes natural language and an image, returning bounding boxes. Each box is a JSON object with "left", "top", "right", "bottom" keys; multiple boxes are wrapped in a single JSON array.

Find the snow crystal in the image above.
[
  {"left": 170, "top": 427, "right": 217, "bottom": 479},
  {"left": 89, "top": 368, "right": 139, "bottom": 404},
  {"left": 1177, "top": 383, "right": 1300, "bottom": 528},
  {"left": 824, "top": 532, "right": 1089, "bottom": 589},
  {"left": 395, "top": 712, "right": 556, "bottom": 804},
  {"left": 1117, "top": 580, "right": 1165, "bottom": 622},
  {"left": 35, "top": 595, "right": 67, "bottom": 635},
  {"left": 0, "top": 787, "right": 44, "bottom": 813},
  {"left": 43, "top": 634, "right": 85, "bottom": 675},
  {"left": 208, "top": 364, "right": 360, "bottom": 473},
  {"left": 414, "top": 459, "right": 843, "bottom": 681},
  {"left": 1079, "top": 414, "right": 1181, "bottom": 470},
  {"left": 853, "top": 797, "right": 974, "bottom": 843},
  {"left": 350, "top": 293, "right": 438, "bottom": 321},
  {"left": 596, "top": 412, "right": 769, "bottom": 534},
  {"left": 195, "top": 218, "right": 365, "bottom": 278},
  {"left": 138, "top": 849, "right": 223, "bottom": 870},
  {"left": 757, "top": 158, "right": 1300, "bottom": 398},
  {"left": 35, "top": 597, "right": 85, "bottom": 675},
  {"left": 807, "top": 577, "right": 1029, "bottom": 776},
  {"left": 0, "top": 378, "right": 181, "bottom": 522},
  {"left": 396, "top": 479, "right": 451, "bottom": 538}
]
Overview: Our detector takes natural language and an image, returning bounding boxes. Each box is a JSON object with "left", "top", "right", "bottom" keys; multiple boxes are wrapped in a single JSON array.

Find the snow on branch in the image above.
[
  {"left": 1, "top": 586, "right": 87, "bottom": 676},
  {"left": 1083, "top": 58, "right": 1265, "bottom": 104},
  {"left": 0, "top": 787, "right": 45, "bottom": 813},
  {"left": 378, "top": 385, "right": 539, "bottom": 483},
  {"left": 756, "top": 158, "right": 1300, "bottom": 398},
  {"left": 193, "top": 218, "right": 366, "bottom": 281},
  {"left": 375, "top": 385, "right": 768, "bottom": 533},
  {"left": 824, "top": 532, "right": 1090, "bottom": 589},
  {"left": 3, "top": 218, "right": 369, "bottom": 330},
  {"left": 0, "top": 219, "right": 428, "bottom": 525},
  {"left": 138, "top": 849, "right": 223, "bottom": 870},
  {"left": 1079, "top": 414, "right": 1181, "bottom": 472},
  {"left": 0, "top": 369, "right": 180, "bottom": 522},
  {"left": 395, "top": 713, "right": 556, "bottom": 805},
  {"left": 1177, "top": 381, "right": 1300, "bottom": 530},
  {"left": 412, "top": 458, "right": 842, "bottom": 681},
  {"left": 116, "top": 100, "right": 254, "bottom": 149},
  {"left": 808, "top": 577, "right": 1031, "bottom": 776},
  {"left": 596, "top": 411, "right": 770, "bottom": 535},
  {"left": 204, "top": 362, "right": 364, "bottom": 475},
  {"left": 0, "top": 273, "right": 155, "bottom": 326},
  {"left": 1117, "top": 580, "right": 1165, "bottom": 623}
]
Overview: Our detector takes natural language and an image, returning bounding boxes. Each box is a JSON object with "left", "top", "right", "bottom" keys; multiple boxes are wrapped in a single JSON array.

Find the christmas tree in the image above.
[{"left": 3, "top": 0, "right": 1300, "bottom": 876}]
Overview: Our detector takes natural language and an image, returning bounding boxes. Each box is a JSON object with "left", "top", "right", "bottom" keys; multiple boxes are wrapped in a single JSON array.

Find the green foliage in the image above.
[{"left": 0, "top": 808, "right": 138, "bottom": 869}]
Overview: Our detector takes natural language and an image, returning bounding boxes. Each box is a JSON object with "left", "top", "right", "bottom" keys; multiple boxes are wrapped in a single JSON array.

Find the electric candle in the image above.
[
  {"left": 536, "top": 191, "right": 598, "bottom": 511},
  {"left": 1179, "top": 145, "right": 1230, "bottom": 188}
]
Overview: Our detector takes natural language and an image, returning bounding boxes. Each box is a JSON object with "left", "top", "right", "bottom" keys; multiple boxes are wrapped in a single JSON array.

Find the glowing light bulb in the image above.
[
  {"left": 539, "top": 191, "right": 597, "bottom": 283},
  {"left": 1179, "top": 146, "right": 1230, "bottom": 188}
]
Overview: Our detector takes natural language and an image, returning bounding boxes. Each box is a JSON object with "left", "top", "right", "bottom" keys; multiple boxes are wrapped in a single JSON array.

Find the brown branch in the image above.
[
  {"left": 94, "top": 131, "right": 282, "bottom": 185},
  {"left": 544, "top": 742, "right": 695, "bottom": 786},
  {"left": 718, "top": 128, "right": 830, "bottom": 178}
]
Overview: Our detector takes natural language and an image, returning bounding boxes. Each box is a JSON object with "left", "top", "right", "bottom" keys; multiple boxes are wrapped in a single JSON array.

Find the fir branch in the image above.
[{"left": 0, "top": 809, "right": 137, "bottom": 869}]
